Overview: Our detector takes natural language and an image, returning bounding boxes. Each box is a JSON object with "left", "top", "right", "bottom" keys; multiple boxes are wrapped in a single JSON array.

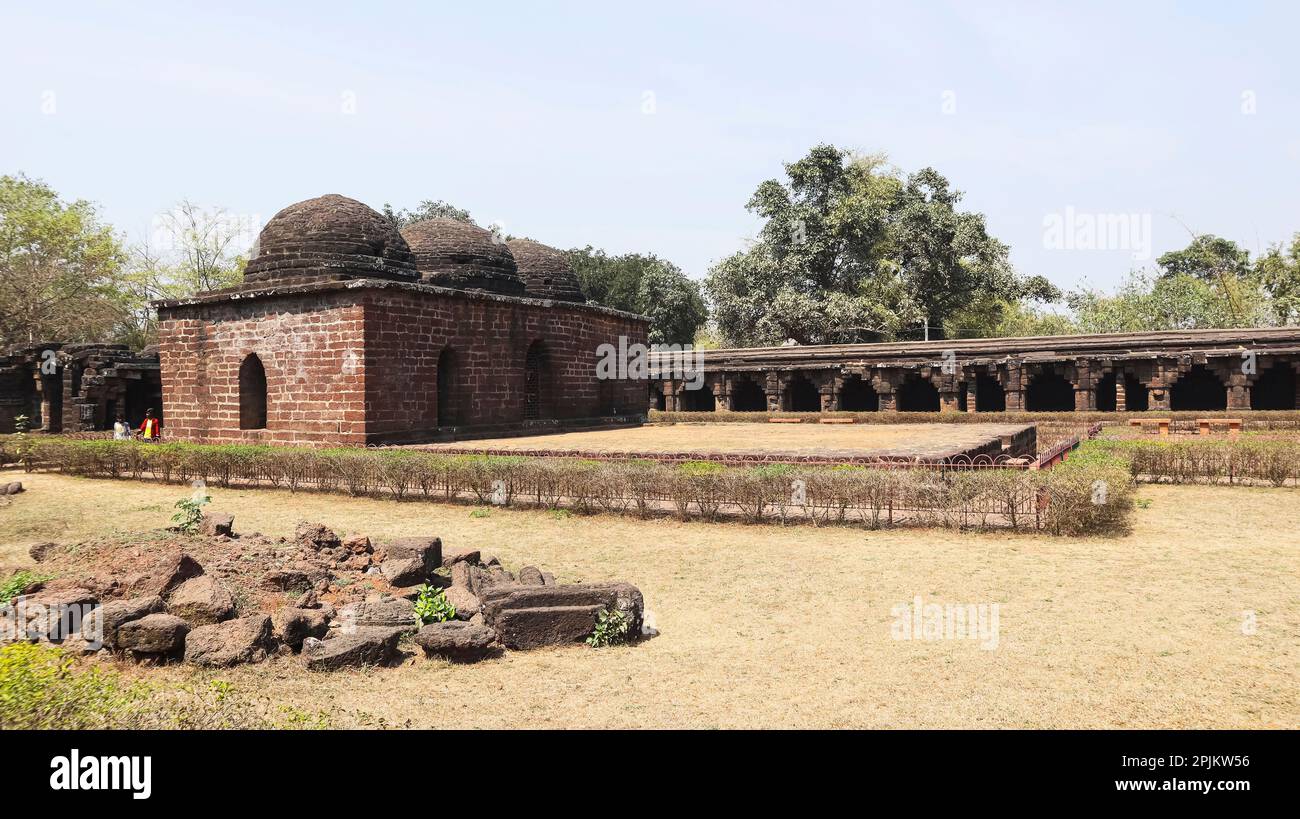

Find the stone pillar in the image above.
[
  {"left": 1004, "top": 362, "right": 1024, "bottom": 411},
  {"left": 764, "top": 371, "right": 781, "bottom": 412},
  {"left": 1227, "top": 369, "right": 1250, "bottom": 411},
  {"left": 940, "top": 391, "right": 961, "bottom": 412},
  {"left": 879, "top": 392, "right": 896, "bottom": 412},
  {"left": 1150, "top": 386, "right": 1170, "bottom": 411},
  {"left": 33, "top": 372, "right": 52, "bottom": 431},
  {"left": 1115, "top": 375, "right": 1127, "bottom": 412}
]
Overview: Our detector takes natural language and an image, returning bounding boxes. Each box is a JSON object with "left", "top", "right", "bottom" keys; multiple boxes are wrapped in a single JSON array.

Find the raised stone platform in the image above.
[{"left": 417, "top": 422, "right": 1037, "bottom": 464}]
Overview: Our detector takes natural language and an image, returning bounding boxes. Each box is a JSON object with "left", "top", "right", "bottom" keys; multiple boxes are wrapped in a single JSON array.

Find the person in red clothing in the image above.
[{"left": 138, "top": 408, "right": 162, "bottom": 441}]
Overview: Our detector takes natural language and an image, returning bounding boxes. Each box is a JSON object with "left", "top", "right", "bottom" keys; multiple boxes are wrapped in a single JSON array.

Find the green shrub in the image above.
[
  {"left": 0, "top": 643, "right": 331, "bottom": 729},
  {"left": 413, "top": 585, "right": 456, "bottom": 624},
  {"left": 1040, "top": 444, "right": 1135, "bottom": 535},
  {"left": 171, "top": 492, "right": 211, "bottom": 533},
  {"left": 585, "top": 608, "right": 632, "bottom": 647},
  {"left": 0, "top": 642, "right": 147, "bottom": 729},
  {"left": 0, "top": 570, "right": 55, "bottom": 604}
]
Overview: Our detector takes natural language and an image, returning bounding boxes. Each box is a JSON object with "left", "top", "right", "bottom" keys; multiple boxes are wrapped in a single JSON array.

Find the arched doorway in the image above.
[
  {"left": 1095, "top": 372, "right": 1118, "bottom": 412},
  {"left": 239, "top": 353, "right": 268, "bottom": 430},
  {"left": 975, "top": 373, "right": 1005, "bottom": 412},
  {"left": 523, "top": 340, "right": 552, "bottom": 420},
  {"left": 436, "top": 347, "right": 458, "bottom": 426},
  {"left": 1025, "top": 370, "right": 1074, "bottom": 411},
  {"left": 680, "top": 386, "right": 717, "bottom": 411},
  {"left": 730, "top": 378, "right": 767, "bottom": 412},
  {"left": 1123, "top": 375, "right": 1150, "bottom": 411},
  {"left": 784, "top": 374, "right": 821, "bottom": 412},
  {"left": 652, "top": 386, "right": 667, "bottom": 411},
  {"left": 896, "top": 374, "right": 940, "bottom": 412},
  {"left": 1169, "top": 365, "right": 1226, "bottom": 411},
  {"left": 838, "top": 375, "right": 878, "bottom": 411},
  {"left": 1250, "top": 363, "right": 1297, "bottom": 409}
]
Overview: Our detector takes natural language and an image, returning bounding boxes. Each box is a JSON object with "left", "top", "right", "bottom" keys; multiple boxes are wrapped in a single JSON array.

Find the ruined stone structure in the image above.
[
  {"left": 651, "top": 328, "right": 1300, "bottom": 413},
  {"left": 0, "top": 343, "right": 162, "bottom": 433},
  {"left": 154, "top": 195, "right": 648, "bottom": 446}
]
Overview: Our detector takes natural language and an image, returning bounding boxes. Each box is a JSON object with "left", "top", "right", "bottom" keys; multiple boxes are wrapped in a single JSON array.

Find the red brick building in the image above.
[{"left": 154, "top": 195, "right": 648, "bottom": 446}]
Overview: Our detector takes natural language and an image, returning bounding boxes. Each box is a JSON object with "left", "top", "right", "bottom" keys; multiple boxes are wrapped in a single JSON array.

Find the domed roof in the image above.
[
  {"left": 400, "top": 219, "right": 526, "bottom": 296},
  {"left": 506, "top": 239, "right": 586, "bottom": 303},
  {"left": 244, "top": 194, "right": 418, "bottom": 284}
]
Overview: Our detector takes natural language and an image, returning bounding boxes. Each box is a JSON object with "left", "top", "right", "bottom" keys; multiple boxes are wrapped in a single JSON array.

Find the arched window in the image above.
[
  {"left": 437, "top": 347, "right": 458, "bottom": 426},
  {"left": 523, "top": 340, "right": 552, "bottom": 420},
  {"left": 239, "top": 354, "right": 267, "bottom": 430}
]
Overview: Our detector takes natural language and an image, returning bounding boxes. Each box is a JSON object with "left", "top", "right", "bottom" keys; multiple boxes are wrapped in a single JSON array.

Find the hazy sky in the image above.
[{"left": 2, "top": 1, "right": 1298, "bottom": 295}]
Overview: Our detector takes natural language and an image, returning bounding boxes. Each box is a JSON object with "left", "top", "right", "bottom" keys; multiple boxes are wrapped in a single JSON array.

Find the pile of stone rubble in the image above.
[{"left": 3, "top": 514, "right": 647, "bottom": 670}]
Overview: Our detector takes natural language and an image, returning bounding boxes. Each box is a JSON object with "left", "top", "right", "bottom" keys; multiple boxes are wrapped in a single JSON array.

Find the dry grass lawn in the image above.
[
  {"left": 1, "top": 468, "right": 1296, "bottom": 729},
  {"left": 421, "top": 421, "right": 1031, "bottom": 459}
]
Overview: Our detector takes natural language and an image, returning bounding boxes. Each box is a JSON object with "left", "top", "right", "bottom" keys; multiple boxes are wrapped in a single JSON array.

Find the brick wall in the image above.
[
  {"left": 359, "top": 289, "right": 647, "bottom": 442},
  {"left": 157, "top": 281, "right": 649, "bottom": 446},
  {"left": 158, "top": 293, "right": 368, "bottom": 446}
]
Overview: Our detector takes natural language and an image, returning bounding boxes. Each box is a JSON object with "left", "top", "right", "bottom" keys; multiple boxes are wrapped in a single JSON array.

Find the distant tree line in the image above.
[{"left": 3, "top": 159, "right": 1298, "bottom": 353}]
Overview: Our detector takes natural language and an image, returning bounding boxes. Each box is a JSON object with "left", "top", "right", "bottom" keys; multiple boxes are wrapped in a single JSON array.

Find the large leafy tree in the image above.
[
  {"left": 705, "top": 145, "right": 1047, "bottom": 346},
  {"left": 888, "top": 167, "right": 1057, "bottom": 337},
  {"left": 0, "top": 174, "right": 127, "bottom": 348},
  {"left": 1254, "top": 232, "right": 1300, "bottom": 325},
  {"left": 1156, "top": 234, "right": 1250, "bottom": 280},
  {"left": 566, "top": 247, "right": 707, "bottom": 345}
]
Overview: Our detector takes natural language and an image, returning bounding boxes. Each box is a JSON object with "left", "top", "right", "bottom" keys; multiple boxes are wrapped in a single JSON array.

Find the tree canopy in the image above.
[
  {"left": 565, "top": 246, "right": 707, "bottom": 345},
  {"left": 704, "top": 145, "right": 1057, "bottom": 346},
  {"left": 0, "top": 174, "right": 127, "bottom": 348}
]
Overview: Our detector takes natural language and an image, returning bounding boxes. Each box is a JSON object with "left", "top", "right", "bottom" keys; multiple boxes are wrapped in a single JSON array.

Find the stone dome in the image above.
[
  {"left": 506, "top": 239, "right": 586, "bottom": 303},
  {"left": 244, "top": 194, "right": 418, "bottom": 284},
  {"left": 400, "top": 219, "right": 526, "bottom": 296}
]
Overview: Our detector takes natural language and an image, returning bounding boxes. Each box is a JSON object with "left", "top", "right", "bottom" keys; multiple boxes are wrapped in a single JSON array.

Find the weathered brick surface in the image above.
[
  {"left": 156, "top": 280, "right": 649, "bottom": 446},
  {"left": 157, "top": 291, "right": 370, "bottom": 446}
]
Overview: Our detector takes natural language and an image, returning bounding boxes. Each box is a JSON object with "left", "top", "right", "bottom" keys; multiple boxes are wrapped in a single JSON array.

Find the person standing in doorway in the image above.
[{"left": 138, "top": 408, "right": 162, "bottom": 441}]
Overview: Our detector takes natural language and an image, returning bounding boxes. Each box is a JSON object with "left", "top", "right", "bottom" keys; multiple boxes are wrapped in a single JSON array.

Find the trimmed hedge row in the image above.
[
  {"left": 1089, "top": 437, "right": 1300, "bottom": 485},
  {"left": 1, "top": 437, "right": 1134, "bottom": 535}
]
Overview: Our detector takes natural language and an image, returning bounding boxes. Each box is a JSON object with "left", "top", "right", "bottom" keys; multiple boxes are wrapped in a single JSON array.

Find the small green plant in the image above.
[
  {"left": 1136, "top": 498, "right": 1152, "bottom": 509},
  {"left": 0, "top": 570, "right": 54, "bottom": 604},
  {"left": 0, "top": 642, "right": 147, "bottom": 729},
  {"left": 586, "top": 607, "right": 632, "bottom": 647},
  {"left": 171, "top": 493, "right": 211, "bottom": 533},
  {"left": 548, "top": 508, "right": 572, "bottom": 520},
  {"left": 412, "top": 585, "right": 456, "bottom": 624},
  {"left": 469, "top": 508, "right": 491, "bottom": 519}
]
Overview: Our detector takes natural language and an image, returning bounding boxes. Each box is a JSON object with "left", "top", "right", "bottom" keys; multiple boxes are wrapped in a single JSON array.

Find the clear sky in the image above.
[{"left": 2, "top": 1, "right": 1297, "bottom": 294}]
